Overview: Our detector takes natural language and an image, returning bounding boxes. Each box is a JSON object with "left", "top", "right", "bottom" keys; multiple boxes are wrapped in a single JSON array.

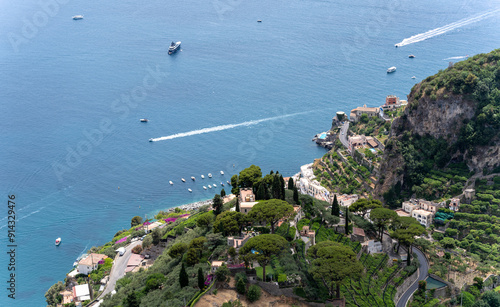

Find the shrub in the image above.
[
  {"left": 236, "top": 278, "right": 246, "bottom": 295},
  {"left": 247, "top": 285, "right": 261, "bottom": 302},
  {"left": 131, "top": 245, "right": 142, "bottom": 254}
]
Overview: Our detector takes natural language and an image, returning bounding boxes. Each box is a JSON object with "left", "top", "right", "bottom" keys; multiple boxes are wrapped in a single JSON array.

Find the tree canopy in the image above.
[
  {"left": 391, "top": 217, "right": 426, "bottom": 265},
  {"left": 213, "top": 211, "right": 247, "bottom": 236},
  {"left": 350, "top": 198, "right": 382, "bottom": 219},
  {"left": 238, "top": 165, "right": 262, "bottom": 188},
  {"left": 239, "top": 234, "right": 288, "bottom": 281},
  {"left": 370, "top": 208, "right": 398, "bottom": 241},
  {"left": 213, "top": 194, "right": 223, "bottom": 216},
  {"left": 308, "top": 241, "right": 363, "bottom": 298},
  {"left": 248, "top": 199, "right": 294, "bottom": 233},
  {"left": 131, "top": 216, "right": 143, "bottom": 227}
]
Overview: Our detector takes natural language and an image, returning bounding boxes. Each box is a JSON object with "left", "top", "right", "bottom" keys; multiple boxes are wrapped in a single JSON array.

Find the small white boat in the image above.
[
  {"left": 208, "top": 173, "right": 212, "bottom": 178},
  {"left": 411, "top": 76, "right": 416, "bottom": 79},
  {"left": 387, "top": 66, "right": 397, "bottom": 73},
  {"left": 221, "top": 182, "right": 224, "bottom": 186},
  {"left": 181, "top": 178, "right": 186, "bottom": 182},
  {"left": 188, "top": 189, "right": 192, "bottom": 192},
  {"left": 55, "top": 238, "right": 61, "bottom": 246},
  {"left": 169, "top": 181, "right": 173, "bottom": 185},
  {"left": 191, "top": 176, "right": 196, "bottom": 181},
  {"left": 149, "top": 138, "right": 154, "bottom": 142},
  {"left": 201, "top": 175, "right": 205, "bottom": 179},
  {"left": 208, "top": 185, "right": 212, "bottom": 189},
  {"left": 220, "top": 171, "right": 224, "bottom": 175},
  {"left": 140, "top": 119, "right": 148, "bottom": 122},
  {"left": 227, "top": 181, "right": 230, "bottom": 185},
  {"left": 72, "top": 15, "right": 83, "bottom": 20},
  {"left": 409, "top": 54, "right": 415, "bottom": 58},
  {"left": 203, "top": 186, "right": 207, "bottom": 190},
  {"left": 213, "top": 183, "right": 217, "bottom": 187}
]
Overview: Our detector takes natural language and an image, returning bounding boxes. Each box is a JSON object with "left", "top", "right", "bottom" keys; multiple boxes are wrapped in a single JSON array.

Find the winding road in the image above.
[
  {"left": 339, "top": 121, "right": 349, "bottom": 149},
  {"left": 396, "top": 247, "right": 429, "bottom": 307}
]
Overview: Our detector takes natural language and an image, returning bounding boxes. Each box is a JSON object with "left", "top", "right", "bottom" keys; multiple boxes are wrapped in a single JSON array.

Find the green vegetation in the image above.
[{"left": 247, "top": 199, "right": 294, "bottom": 233}]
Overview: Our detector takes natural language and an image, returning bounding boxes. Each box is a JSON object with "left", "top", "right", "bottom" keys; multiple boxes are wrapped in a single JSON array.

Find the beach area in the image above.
[{"left": 163, "top": 194, "right": 236, "bottom": 214}]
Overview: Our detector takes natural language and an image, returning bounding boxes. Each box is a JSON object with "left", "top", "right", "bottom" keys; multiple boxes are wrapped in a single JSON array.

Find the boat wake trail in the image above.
[
  {"left": 443, "top": 55, "right": 469, "bottom": 60},
  {"left": 151, "top": 111, "right": 312, "bottom": 142},
  {"left": 395, "top": 9, "right": 500, "bottom": 47}
]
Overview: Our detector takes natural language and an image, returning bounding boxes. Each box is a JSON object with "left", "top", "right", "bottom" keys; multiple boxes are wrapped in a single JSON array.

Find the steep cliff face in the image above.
[
  {"left": 403, "top": 84, "right": 476, "bottom": 144},
  {"left": 374, "top": 49, "right": 500, "bottom": 201}
]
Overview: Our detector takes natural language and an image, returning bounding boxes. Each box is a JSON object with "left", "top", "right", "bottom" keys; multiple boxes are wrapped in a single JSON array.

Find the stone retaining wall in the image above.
[{"left": 393, "top": 268, "right": 420, "bottom": 306}]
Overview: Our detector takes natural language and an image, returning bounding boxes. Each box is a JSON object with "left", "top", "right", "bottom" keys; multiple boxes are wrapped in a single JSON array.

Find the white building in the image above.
[
  {"left": 412, "top": 209, "right": 433, "bottom": 227},
  {"left": 73, "top": 284, "right": 91, "bottom": 302},
  {"left": 449, "top": 198, "right": 460, "bottom": 212},
  {"left": 78, "top": 253, "right": 108, "bottom": 275}
]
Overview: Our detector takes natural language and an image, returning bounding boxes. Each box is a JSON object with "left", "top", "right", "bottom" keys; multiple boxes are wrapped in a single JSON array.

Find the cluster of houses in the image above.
[
  {"left": 348, "top": 95, "right": 408, "bottom": 123},
  {"left": 292, "top": 163, "right": 331, "bottom": 202},
  {"left": 395, "top": 198, "right": 460, "bottom": 227}
]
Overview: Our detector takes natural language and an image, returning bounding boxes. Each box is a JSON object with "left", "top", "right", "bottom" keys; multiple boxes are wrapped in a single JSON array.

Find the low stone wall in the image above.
[
  {"left": 393, "top": 268, "right": 420, "bottom": 306},
  {"left": 256, "top": 281, "right": 301, "bottom": 300}
]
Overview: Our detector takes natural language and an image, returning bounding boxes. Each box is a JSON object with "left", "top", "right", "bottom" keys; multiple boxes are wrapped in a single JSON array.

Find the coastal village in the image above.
[
  {"left": 46, "top": 93, "right": 500, "bottom": 307},
  {"left": 47, "top": 44, "right": 500, "bottom": 307}
]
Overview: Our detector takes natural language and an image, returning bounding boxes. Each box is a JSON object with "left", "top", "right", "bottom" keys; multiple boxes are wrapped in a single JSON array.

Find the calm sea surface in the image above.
[{"left": 1, "top": 0, "right": 499, "bottom": 305}]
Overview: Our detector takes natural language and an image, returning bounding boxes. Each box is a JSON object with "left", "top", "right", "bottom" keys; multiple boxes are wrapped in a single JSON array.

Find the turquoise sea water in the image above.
[{"left": 1, "top": 0, "right": 499, "bottom": 305}]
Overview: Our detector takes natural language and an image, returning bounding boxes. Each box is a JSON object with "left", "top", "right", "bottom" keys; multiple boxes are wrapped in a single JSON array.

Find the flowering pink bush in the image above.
[
  {"left": 115, "top": 236, "right": 129, "bottom": 244},
  {"left": 204, "top": 274, "right": 214, "bottom": 286}
]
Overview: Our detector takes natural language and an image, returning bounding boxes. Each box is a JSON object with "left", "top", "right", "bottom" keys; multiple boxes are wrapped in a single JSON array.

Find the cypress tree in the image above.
[
  {"left": 280, "top": 175, "right": 285, "bottom": 200},
  {"left": 235, "top": 195, "right": 240, "bottom": 212},
  {"left": 220, "top": 188, "right": 226, "bottom": 198},
  {"left": 288, "top": 177, "right": 294, "bottom": 190},
  {"left": 197, "top": 267, "right": 204, "bottom": 290},
  {"left": 345, "top": 207, "right": 350, "bottom": 235},
  {"left": 293, "top": 186, "right": 299, "bottom": 204},
  {"left": 179, "top": 263, "right": 189, "bottom": 288},
  {"left": 256, "top": 183, "right": 266, "bottom": 200},
  {"left": 331, "top": 194, "right": 340, "bottom": 217},
  {"left": 272, "top": 176, "right": 281, "bottom": 199}
]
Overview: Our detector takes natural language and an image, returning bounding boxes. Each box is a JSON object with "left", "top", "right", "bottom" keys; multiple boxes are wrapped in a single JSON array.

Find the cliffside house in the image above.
[
  {"left": 211, "top": 261, "right": 225, "bottom": 274},
  {"left": 402, "top": 198, "right": 442, "bottom": 227},
  {"left": 239, "top": 188, "right": 258, "bottom": 214},
  {"left": 338, "top": 194, "right": 359, "bottom": 207},
  {"left": 78, "top": 253, "right": 108, "bottom": 275},
  {"left": 412, "top": 209, "right": 433, "bottom": 227},
  {"left": 351, "top": 227, "right": 366, "bottom": 243},
  {"left": 348, "top": 135, "right": 379, "bottom": 153},
  {"left": 72, "top": 284, "right": 91, "bottom": 302},
  {"left": 300, "top": 226, "right": 316, "bottom": 250},
  {"left": 349, "top": 105, "right": 380, "bottom": 122},
  {"left": 228, "top": 233, "right": 251, "bottom": 249},
  {"left": 381, "top": 95, "right": 401, "bottom": 110},
  {"left": 449, "top": 198, "right": 460, "bottom": 212}
]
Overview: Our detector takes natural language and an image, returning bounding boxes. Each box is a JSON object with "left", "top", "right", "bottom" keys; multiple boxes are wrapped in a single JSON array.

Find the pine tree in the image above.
[
  {"left": 235, "top": 196, "right": 240, "bottom": 212},
  {"left": 179, "top": 263, "right": 189, "bottom": 288},
  {"left": 331, "top": 195, "right": 340, "bottom": 217},
  {"left": 197, "top": 267, "right": 204, "bottom": 290},
  {"left": 345, "top": 207, "right": 350, "bottom": 235},
  {"left": 288, "top": 177, "right": 294, "bottom": 190},
  {"left": 293, "top": 186, "right": 299, "bottom": 204}
]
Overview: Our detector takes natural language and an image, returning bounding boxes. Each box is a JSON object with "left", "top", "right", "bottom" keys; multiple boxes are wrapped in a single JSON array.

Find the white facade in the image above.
[{"left": 412, "top": 209, "right": 433, "bottom": 227}]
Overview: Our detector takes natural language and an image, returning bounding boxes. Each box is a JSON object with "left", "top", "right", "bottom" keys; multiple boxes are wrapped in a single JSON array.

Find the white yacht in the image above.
[
  {"left": 191, "top": 176, "right": 196, "bottom": 181},
  {"left": 72, "top": 15, "right": 83, "bottom": 20},
  {"left": 169, "top": 181, "right": 173, "bottom": 185},
  {"left": 220, "top": 171, "right": 224, "bottom": 175},
  {"left": 208, "top": 173, "right": 212, "bottom": 178},
  {"left": 208, "top": 185, "right": 212, "bottom": 189},
  {"left": 55, "top": 238, "right": 61, "bottom": 246},
  {"left": 201, "top": 175, "right": 205, "bottom": 179},
  {"left": 411, "top": 76, "right": 416, "bottom": 79},
  {"left": 213, "top": 183, "right": 217, "bottom": 187},
  {"left": 188, "top": 189, "right": 192, "bottom": 193},
  {"left": 203, "top": 186, "right": 207, "bottom": 190},
  {"left": 387, "top": 66, "right": 397, "bottom": 73},
  {"left": 181, "top": 178, "right": 186, "bottom": 182}
]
